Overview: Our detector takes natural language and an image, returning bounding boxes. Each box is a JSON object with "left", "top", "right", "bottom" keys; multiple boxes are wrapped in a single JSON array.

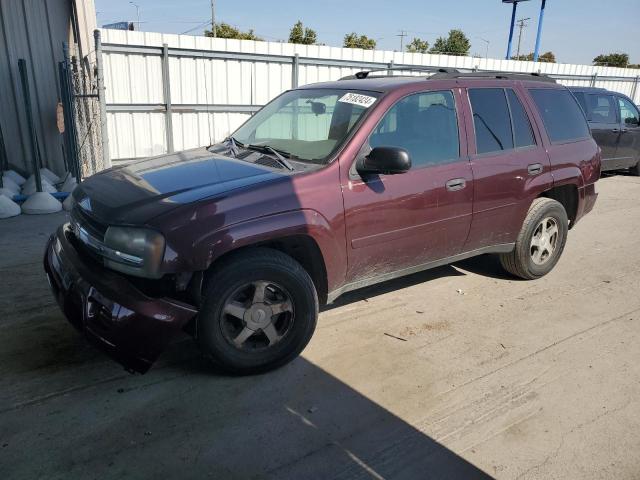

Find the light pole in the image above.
[
  {"left": 129, "top": 2, "right": 140, "bottom": 31},
  {"left": 478, "top": 37, "right": 490, "bottom": 59},
  {"left": 533, "top": 0, "right": 547, "bottom": 62},
  {"left": 502, "top": 0, "right": 532, "bottom": 60},
  {"left": 515, "top": 17, "right": 531, "bottom": 59}
]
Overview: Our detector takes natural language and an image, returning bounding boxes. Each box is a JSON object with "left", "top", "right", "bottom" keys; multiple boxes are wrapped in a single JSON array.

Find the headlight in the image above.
[{"left": 103, "top": 226, "right": 166, "bottom": 278}]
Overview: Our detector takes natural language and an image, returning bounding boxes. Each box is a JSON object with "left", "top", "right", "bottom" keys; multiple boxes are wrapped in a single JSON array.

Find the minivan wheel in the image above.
[
  {"left": 197, "top": 248, "right": 318, "bottom": 375},
  {"left": 499, "top": 198, "right": 568, "bottom": 280}
]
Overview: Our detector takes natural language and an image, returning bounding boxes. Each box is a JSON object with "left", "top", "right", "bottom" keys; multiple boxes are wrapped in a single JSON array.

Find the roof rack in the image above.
[
  {"left": 339, "top": 68, "right": 556, "bottom": 83},
  {"left": 429, "top": 71, "right": 557, "bottom": 83},
  {"left": 339, "top": 66, "right": 459, "bottom": 80}
]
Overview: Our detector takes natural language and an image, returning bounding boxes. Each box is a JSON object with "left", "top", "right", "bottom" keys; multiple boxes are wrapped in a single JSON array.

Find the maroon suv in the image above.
[{"left": 45, "top": 70, "right": 600, "bottom": 374}]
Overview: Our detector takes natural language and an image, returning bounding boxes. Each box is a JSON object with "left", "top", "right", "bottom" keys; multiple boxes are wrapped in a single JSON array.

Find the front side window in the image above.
[
  {"left": 587, "top": 94, "right": 618, "bottom": 124},
  {"left": 469, "top": 88, "right": 514, "bottom": 154},
  {"left": 529, "top": 89, "right": 591, "bottom": 143},
  {"left": 232, "top": 88, "right": 378, "bottom": 163},
  {"left": 618, "top": 97, "right": 640, "bottom": 125},
  {"left": 368, "top": 90, "right": 459, "bottom": 168}
]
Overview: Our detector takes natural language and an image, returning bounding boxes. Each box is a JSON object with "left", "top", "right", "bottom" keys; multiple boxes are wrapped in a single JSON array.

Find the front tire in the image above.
[
  {"left": 499, "top": 198, "right": 568, "bottom": 280},
  {"left": 197, "top": 248, "right": 318, "bottom": 375}
]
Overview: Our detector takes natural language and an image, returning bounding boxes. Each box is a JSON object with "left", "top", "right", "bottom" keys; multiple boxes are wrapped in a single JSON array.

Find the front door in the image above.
[
  {"left": 615, "top": 96, "right": 640, "bottom": 168},
  {"left": 341, "top": 89, "right": 473, "bottom": 284}
]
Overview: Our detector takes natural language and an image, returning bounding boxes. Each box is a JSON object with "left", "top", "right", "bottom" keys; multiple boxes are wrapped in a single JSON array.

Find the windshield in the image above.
[{"left": 231, "top": 88, "right": 379, "bottom": 163}]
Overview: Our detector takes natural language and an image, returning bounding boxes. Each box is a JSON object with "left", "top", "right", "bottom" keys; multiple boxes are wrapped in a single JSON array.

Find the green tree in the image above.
[
  {"left": 593, "top": 53, "right": 629, "bottom": 68},
  {"left": 343, "top": 33, "right": 376, "bottom": 50},
  {"left": 205, "top": 23, "right": 261, "bottom": 41},
  {"left": 406, "top": 37, "right": 429, "bottom": 54},
  {"left": 429, "top": 29, "right": 470, "bottom": 55},
  {"left": 511, "top": 51, "right": 556, "bottom": 63},
  {"left": 289, "top": 20, "right": 317, "bottom": 45}
]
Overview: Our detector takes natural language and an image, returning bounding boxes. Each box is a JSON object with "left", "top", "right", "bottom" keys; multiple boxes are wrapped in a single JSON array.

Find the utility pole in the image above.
[
  {"left": 397, "top": 30, "right": 407, "bottom": 51},
  {"left": 129, "top": 2, "right": 140, "bottom": 31},
  {"left": 210, "top": 0, "right": 216, "bottom": 37},
  {"left": 515, "top": 17, "right": 530, "bottom": 59}
]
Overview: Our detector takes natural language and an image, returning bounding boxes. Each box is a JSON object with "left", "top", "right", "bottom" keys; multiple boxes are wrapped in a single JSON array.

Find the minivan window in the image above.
[
  {"left": 587, "top": 94, "right": 617, "bottom": 124},
  {"left": 232, "top": 88, "right": 378, "bottom": 163},
  {"left": 529, "top": 89, "right": 591, "bottom": 143},
  {"left": 469, "top": 88, "right": 514, "bottom": 154},
  {"left": 506, "top": 89, "right": 536, "bottom": 148},
  {"left": 369, "top": 90, "right": 459, "bottom": 167},
  {"left": 618, "top": 97, "right": 640, "bottom": 125}
]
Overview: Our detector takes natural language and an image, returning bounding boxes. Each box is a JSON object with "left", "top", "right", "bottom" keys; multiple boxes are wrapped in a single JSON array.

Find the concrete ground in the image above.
[{"left": 1, "top": 174, "right": 639, "bottom": 480}]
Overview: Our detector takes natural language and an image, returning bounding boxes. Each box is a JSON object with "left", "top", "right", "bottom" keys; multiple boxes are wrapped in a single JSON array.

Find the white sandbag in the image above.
[
  {"left": 41, "top": 168, "right": 61, "bottom": 184},
  {"left": 2, "top": 176, "right": 21, "bottom": 194},
  {"left": 62, "top": 193, "right": 75, "bottom": 211},
  {"left": 59, "top": 174, "right": 77, "bottom": 193},
  {"left": 3, "top": 170, "right": 26, "bottom": 186},
  {"left": 0, "top": 187, "right": 17, "bottom": 198},
  {"left": 21, "top": 192, "right": 62, "bottom": 214},
  {"left": 0, "top": 194, "right": 21, "bottom": 218},
  {"left": 22, "top": 180, "right": 57, "bottom": 196}
]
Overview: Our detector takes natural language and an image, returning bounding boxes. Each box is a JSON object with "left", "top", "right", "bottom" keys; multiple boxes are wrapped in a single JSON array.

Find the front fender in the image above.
[{"left": 193, "top": 209, "right": 346, "bottom": 293}]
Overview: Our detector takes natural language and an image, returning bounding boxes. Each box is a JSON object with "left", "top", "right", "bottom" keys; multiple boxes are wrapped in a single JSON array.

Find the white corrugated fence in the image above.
[{"left": 100, "top": 29, "right": 640, "bottom": 162}]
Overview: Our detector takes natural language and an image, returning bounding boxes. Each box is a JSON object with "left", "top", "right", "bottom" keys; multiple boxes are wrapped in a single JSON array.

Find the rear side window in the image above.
[
  {"left": 506, "top": 89, "right": 536, "bottom": 148},
  {"left": 469, "top": 88, "right": 514, "bottom": 154},
  {"left": 587, "top": 94, "right": 618, "bottom": 124},
  {"left": 530, "top": 89, "right": 591, "bottom": 143}
]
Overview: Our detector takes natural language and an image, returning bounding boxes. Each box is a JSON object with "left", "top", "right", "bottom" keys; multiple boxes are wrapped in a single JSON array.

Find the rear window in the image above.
[{"left": 530, "top": 89, "right": 590, "bottom": 143}]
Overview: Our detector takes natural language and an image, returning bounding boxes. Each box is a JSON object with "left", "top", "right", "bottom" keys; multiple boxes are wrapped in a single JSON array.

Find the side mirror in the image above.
[{"left": 357, "top": 146, "right": 411, "bottom": 175}]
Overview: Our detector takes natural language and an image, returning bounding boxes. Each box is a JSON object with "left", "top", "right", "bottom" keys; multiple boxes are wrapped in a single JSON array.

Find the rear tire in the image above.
[
  {"left": 197, "top": 248, "right": 318, "bottom": 375},
  {"left": 631, "top": 161, "right": 640, "bottom": 177},
  {"left": 499, "top": 198, "right": 568, "bottom": 280}
]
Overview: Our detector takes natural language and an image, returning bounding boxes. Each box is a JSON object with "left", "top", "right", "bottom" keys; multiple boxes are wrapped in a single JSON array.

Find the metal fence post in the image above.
[
  {"left": 387, "top": 60, "right": 394, "bottom": 75},
  {"left": 161, "top": 44, "right": 174, "bottom": 153},
  {"left": 631, "top": 76, "right": 640, "bottom": 104},
  {"left": 94, "top": 30, "right": 111, "bottom": 169},
  {"left": 17, "top": 59, "right": 43, "bottom": 192},
  {"left": 292, "top": 54, "right": 299, "bottom": 88},
  {"left": 590, "top": 72, "right": 598, "bottom": 87}
]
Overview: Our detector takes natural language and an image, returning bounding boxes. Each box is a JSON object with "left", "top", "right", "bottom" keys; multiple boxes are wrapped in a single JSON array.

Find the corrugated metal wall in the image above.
[
  {"left": 0, "top": 0, "right": 96, "bottom": 177},
  {"left": 99, "top": 29, "right": 640, "bottom": 161}
]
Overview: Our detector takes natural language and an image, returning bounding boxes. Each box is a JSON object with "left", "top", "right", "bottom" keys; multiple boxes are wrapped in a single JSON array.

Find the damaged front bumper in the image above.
[{"left": 44, "top": 224, "right": 197, "bottom": 373}]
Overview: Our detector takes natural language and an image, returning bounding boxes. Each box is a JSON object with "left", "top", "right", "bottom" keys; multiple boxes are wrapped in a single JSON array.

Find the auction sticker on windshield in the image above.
[{"left": 338, "top": 93, "right": 377, "bottom": 108}]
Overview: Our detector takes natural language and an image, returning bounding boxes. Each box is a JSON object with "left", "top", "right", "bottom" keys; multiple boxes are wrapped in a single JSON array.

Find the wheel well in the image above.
[
  {"left": 205, "top": 235, "right": 329, "bottom": 305},
  {"left": 540, "top": 184, "right": 578, "bottom": 227}
]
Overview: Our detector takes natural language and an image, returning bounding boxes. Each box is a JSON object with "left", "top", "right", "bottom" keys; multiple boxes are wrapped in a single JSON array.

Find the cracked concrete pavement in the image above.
[{"left": 0, "top": 174, "right": 639, "bottom": 479}]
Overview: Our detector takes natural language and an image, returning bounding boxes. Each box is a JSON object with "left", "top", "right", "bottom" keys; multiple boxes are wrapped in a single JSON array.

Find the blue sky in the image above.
[{"left": 96, "top": 0, "right": 640, "bottom": 65}]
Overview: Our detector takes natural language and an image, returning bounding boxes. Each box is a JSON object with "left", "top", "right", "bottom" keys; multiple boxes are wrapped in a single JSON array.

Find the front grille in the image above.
[{"left": 71, "top": 206, "right": 108, "bottom": 242}]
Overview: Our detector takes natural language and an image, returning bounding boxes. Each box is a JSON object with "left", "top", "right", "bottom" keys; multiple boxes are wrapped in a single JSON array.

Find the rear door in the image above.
[
  {"left": 585, "top": 92, "right": 620, "bottom": 164},
  {"left": 615, "top": 96, "right": 640, "bottom": 168},
  {"left": 341, "top": 89, "right": 473, "bottom": 283},
  {"left": 459, "top": 84, "right": 552, "bottom": 251}
]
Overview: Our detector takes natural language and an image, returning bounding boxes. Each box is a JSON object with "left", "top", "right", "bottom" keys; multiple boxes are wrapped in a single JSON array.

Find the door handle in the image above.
[
  {"left": 527, "top": 163, "right": 543, "bottom": 175},
  {"left": 445, "top": 178, "right": 466, "bottom": 191}
]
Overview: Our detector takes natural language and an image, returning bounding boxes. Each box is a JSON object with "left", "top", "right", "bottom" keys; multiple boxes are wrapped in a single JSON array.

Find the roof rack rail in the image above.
[
  {"left": 339, "top": 66, "right": 459, "bottom": 80},
  {"left": 429, "top": 71, "right": 557, "bottom": 83}
]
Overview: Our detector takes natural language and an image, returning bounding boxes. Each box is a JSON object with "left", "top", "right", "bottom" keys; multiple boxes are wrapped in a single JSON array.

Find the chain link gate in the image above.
[{"left": 59, "top": 32, "right": 109, "bottom": 181}]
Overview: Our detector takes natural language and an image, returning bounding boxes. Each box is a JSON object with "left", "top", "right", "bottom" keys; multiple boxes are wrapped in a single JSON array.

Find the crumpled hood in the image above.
[{"left": 74, "top": 147, "right": 285, "bottom": 224}]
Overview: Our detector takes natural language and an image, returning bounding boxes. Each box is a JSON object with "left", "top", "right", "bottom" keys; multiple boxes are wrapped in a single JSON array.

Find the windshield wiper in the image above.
[{"left": 245, "top": 144, "right": 294, "bottom": 171}]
